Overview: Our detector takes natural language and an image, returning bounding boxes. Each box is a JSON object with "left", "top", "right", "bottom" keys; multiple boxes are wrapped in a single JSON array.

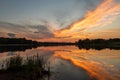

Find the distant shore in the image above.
[{"left": 0, "top": 37, "right": 120, "bottom": 50}]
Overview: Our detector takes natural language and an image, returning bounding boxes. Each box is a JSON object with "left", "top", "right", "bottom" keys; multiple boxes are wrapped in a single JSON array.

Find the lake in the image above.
[{"left": 0, "top": 45, "right": 120, "bottom": 80}]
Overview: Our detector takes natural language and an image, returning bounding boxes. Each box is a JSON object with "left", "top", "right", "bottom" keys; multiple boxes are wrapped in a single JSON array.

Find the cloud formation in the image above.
[
  {"left": 7, "top": 33, "right": 16, "bottom": 38},
  {"left": 30, "top": 25, "right": 54, "bottom": 38},
  {"left": 0, "top": 0, "right": 120, "bottom": 41},
  {"left": 54, "top": 0, "right": 120, "bottom": 38},
  {"left": 0, "top": 22, "right": 54, "bottom": 40}
]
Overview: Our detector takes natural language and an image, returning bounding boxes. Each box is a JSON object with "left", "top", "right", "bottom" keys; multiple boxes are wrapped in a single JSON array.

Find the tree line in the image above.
[
  {"left": 0, "top": 37, "right": 75, "bottom": 46},
  {"left": 0, "top": 37, "right": 120, "bottom": 50},
  {"left": 0, "top": 37, "right": 38, "bottom": 44},
  {"left": 76, "top": 38, "right": 120, "bottom": 50}
]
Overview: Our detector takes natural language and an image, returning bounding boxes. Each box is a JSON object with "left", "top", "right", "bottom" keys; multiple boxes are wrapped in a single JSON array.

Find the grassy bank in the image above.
[{"left": 0, "top": 55, "right": 51, "bottom": 80}]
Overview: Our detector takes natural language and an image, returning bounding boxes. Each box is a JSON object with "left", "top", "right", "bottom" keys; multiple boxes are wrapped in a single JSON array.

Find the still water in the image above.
[{"left": 0, "top": 46, "right": 120, "bottom": 80}]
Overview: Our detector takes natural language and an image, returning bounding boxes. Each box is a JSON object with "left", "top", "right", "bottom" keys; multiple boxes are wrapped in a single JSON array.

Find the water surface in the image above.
[{"left": 0, "top": 46, "right": 120, "bottom": 80}]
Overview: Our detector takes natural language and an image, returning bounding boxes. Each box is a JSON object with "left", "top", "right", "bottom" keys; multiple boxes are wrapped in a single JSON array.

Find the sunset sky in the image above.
[{"left": 0, "top": 0, "right": 120, "bottom": 42}]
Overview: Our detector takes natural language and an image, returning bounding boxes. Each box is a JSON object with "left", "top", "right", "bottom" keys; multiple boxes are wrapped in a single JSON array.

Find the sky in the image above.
[{"left": 0, "top": 0, "right": 120, "bottom": 42}]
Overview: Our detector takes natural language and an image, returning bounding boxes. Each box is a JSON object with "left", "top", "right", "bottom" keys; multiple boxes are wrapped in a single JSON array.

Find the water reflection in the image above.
[
  {"left": 54, "top": 50, "right": 120, "bottom": 80},
  {"left": 77, "top": 45, "right": 120, "bottom": 50},
  {"left": 0, "top": 44, "right": 120, "bottom": 53},
  {"left": 0, "top": 45, "right": 120, "bottom": 80},
  {"left": 0, "top": 45, "right": 38, "bottom": 53}
]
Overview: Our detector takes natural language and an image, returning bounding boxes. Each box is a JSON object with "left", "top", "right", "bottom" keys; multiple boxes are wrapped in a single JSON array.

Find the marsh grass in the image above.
[{"left": 0, "top": 54, "right": 51, "bottom": 80}]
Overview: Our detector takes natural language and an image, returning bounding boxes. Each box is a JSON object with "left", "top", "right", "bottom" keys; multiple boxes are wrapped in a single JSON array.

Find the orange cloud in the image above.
[{"left": 54, "top": 0, "right": 120, "bottom": 38}]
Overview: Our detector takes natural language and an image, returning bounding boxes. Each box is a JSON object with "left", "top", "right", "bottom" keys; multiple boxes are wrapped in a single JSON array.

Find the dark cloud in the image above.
[
  {"left": 0, "top": 22, "right": 27, "bottom": 33},
  {"left": 0, "top": 22, "right": 54, "bottom": 40},
  {"left": 34, "top": 31, "right": 39, "bottom": 34},
  {"left": 7, "top": 33, "right": 16, "bottom": 37},
  {"left": 31, "top": 25, "right": 54, "bottom": 38}
]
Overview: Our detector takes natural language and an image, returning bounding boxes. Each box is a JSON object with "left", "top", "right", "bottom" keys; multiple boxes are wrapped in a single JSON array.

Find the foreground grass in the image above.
[{"left": 0, "top": 55, "right": 51, "bottom": 80}]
